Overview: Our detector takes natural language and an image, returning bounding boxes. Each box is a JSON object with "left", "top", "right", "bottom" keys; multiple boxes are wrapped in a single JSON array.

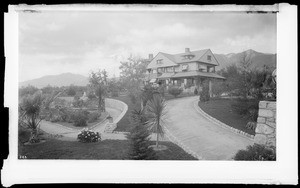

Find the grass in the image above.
[
  {"left": 111, "top": 92, "right": 197, "bottom": 132},
  {"left": 111, "top": 95, "right": 141, "bottom": 132},
  {"left": 55, "top": 111, "right": 108, "bottom": 130},
  {"left": 198, "top": 98, "right": 255, "bottom": 135},
  {"left": 18, "top": 128, "right": 197, "bottom": 160}
]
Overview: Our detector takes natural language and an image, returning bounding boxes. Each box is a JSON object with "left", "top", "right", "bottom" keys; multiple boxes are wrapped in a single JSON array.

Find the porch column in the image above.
[{"left": 209, "top": 79, "right": 212, "bottom": 97}]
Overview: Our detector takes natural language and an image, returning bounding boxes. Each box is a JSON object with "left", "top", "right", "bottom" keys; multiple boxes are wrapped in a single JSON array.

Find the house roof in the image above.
[
  {"left": 158, "top": 72, "right": 175, "bottom": 79},
  {"left": 160, "top": 49, "right": 210, "bottom": 64},
  {"left": 171, "top": 71, "right": 226, "bottom": 79}
]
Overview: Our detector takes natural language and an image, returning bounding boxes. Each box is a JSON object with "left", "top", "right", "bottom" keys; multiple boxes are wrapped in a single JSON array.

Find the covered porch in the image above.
[{"left": 157, "top": 71, "right": 226, "bottom": 96}]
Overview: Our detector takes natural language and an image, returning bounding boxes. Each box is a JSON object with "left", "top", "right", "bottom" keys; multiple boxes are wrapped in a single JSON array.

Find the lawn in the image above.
[
  {"left": 112, "top": 92, "right": 197, "bottom": 132},
  {"left": 18, "top": 128, "right": 197, "bottom": 160},
  {"left": 55, "top": 111, "right": 109, "bottom": 130},
  {"left": 198, "top": 98, "right": 255, "bottom": 135},
  {"left": 111, "top": 95, "right": 141, "bottom": 132}
]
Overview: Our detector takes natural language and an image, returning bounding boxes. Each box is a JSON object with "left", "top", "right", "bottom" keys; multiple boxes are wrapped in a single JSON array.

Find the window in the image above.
[
  {"left": 166, "top": 67, "right": 174, "bottom": 73},
  {"left": 182, "top": 64, "right": 188, "bottom": 71},
  {"left": 157, "top": 68, "right": 163, "bottom": 73},
  {"left": 156, "top": 59, "right": 163, "bottom": 64},
  {"left": 207, "top": 55, "right": 212, "bottom": 61},
  {"left": 183, "top": 55, "right": 195, "bottom": 60}
]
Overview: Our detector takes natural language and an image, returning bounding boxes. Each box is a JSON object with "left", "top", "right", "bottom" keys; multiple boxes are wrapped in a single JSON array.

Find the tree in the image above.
[
  {"left": 145, "top": 93, "right": 167, "bottom": 149},
  {"left": 67, "top": 84, "right": 76, "bottom": 96},
  {"left": 140, "top": 84, "right": 159, "bottom": 109},
  {"left": 19, "top": 85, "right": 39, "bottom": 97},
  {"left": 89, "top": 69, "right": 108, "bottom": 112},
  {"left": 119, "top": 55, "right": 149, "bottom": 98},
  {"left": 126, "top": 109, "right": 157, "bottom": 160},
  {"left": 19, "top": 92, "right": 44, "bottom": 143},
  {"left": 107, "top": 77, "right": 120, "bottom": 97}
]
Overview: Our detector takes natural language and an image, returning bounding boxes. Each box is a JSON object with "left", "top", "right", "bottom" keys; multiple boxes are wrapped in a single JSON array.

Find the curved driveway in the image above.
[{"left": 165, "top": 96, "right": 254, "bottom": 160}]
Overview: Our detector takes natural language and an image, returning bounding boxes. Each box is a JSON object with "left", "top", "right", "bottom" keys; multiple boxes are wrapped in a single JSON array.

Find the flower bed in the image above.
[{"left": 77, "top": 128, "right": 101, "bottom": 143}]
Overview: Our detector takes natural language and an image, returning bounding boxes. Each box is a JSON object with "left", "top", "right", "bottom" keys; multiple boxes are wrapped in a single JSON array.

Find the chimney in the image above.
[
  {"left": 149, "top": 54, "right": 153, "bottom": 60},
  {"left": 185, "top": 48, "right": 190, "bottom": 53}
]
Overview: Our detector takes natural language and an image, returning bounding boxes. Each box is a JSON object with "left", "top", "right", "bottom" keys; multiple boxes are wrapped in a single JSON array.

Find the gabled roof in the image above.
[
  {"left": 172, "top": 49, "right": 209, "bottom": 63},
  {"left": 154, "top": 49, "right": 216, "bottom": 65}
]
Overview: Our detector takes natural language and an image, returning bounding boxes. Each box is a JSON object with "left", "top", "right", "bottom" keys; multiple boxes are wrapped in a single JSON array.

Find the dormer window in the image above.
[
  {"left": 183, "top": 54, "right": 195, "bottom": 60},
  {"left": 207, "top": 55, "right": 212, "bottom": 61},
  {"left": 156, "top": 59, "right": 163, "bottom": 64}
]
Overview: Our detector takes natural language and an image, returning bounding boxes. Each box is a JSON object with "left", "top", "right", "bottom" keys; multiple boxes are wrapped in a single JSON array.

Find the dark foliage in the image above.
[
  {"left": 199, "top": 80, "right": 210, "bottom": 102},
  {"left": 231, "top": 98, "right": 259, "bottom": 121},
  {"left": 72, "top": 110, "right": 89, "bottom": 127},
  {"left": 77, "top": 130, "right": 101, "bottom": 143},
  {"left": 19, "top": 85, "right": 39, "bottom": 97},
  {"left": 167, "top": 86, "right": 183, "bottom": 98},
  {"left": 126, "top": 109, "right": 157, "bottom": 160},
  {"left": 234, "top": 144, "right": 276, "bottom": 161},
  {"left": 88, "top": 111, "right": 101, "bottom": 123}
]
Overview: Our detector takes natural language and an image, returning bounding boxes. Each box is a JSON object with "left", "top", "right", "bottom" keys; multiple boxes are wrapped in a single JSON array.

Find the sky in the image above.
[{"left": 19, "top": 10, "right": 277, "bottom": 82}]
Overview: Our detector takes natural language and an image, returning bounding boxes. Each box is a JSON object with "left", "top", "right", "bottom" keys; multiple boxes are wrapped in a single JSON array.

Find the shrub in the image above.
[
  {"left": 211, "top": 80, "right": 227, "bottom": 97},
  {"left": 168, "top": 86, "right": 183, "bottom": 98},
  {"left": 77, "top": 129, "right": 101, "bottom": 143},
  {"left": 73, "top": 98, "right": 85, "bottom": 108},
  {"left": 231, "top": 98, "right": 259, "bottom": 121},
  {"left": 234, "top": 144, "right": 276, "bottom": 161},
  {"left": 87, "top": 92, "right": 96, "bottom": 100},
  {"left": 72, "top": 110, "right": 89, "bottom": 127},
  {"left": 199, "top": 85, "right": 210, "bottom": 102},
  {"left": 194, "top": 88, "right": 198, "bottom": 95},
  {"left": 129, "top": 92, "right": 137, "bottom": 104},
  {"left": 88, "top": 111, "right": 101, "bottom": 123},
  {"left": 111, "top": 90, "right": 119, "bottom": 97}
]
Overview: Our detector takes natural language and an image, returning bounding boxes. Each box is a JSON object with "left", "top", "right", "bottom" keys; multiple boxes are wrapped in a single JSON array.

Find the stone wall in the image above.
[
  {"left": 104, "top": 98, "right": 128, "bottom": 133},
  {"left": 254, "top": 101, "right": 276, "bottom": 147}
]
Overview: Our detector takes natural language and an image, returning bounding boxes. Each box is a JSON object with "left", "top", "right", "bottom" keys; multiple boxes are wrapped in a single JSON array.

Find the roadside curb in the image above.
[{"left": 193, "top": 100, "right": 255, "bottom": 140}]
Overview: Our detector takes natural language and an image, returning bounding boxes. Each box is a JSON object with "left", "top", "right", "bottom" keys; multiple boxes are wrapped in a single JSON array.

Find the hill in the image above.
[
  {"left": 214, "top": 49, "right": 276, "bottom": 71},
  {"left": 19, "top": 73, "right": 89, "bottom": 88}
]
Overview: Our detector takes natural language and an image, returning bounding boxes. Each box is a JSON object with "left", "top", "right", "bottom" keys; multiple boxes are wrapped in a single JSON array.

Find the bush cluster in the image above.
[
  {"left": 231, "top": 98, "right": 259, "bottom": 121},
  {"left": 87, "top": 111, "right": 101, "bottom": 123},
  {"left": 77, "top": 129, "right": 101, "bottom": 143},
  {"left": 72, "top": 110, "right": 89, "bottom": 127},
  {"left": 234, "top": 144, "right": 276, "bottom": 161},
  {"left": 199, "top": 82, "right": 210, "bottom": 102},
  {"left": 168, "top": 86, "right": 183, "bottom": 98}
]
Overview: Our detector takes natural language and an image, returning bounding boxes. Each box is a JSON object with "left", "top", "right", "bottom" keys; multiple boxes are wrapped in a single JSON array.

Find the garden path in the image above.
[
  {"left": 39, "top": 107, "right": 167, "bottom": 142},
  {"left": 165, "top": 96, "right": 254, "bottom": 160}
]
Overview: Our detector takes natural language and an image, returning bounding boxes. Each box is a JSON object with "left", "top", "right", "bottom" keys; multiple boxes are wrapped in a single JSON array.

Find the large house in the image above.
[{"left": 144, "top": 48, "right": 225, "bottom": 96}]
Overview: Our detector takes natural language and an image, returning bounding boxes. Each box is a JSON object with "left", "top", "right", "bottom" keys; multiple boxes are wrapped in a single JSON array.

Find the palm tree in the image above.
[
  {"left": 145, "top": 93, "right": 167, "bottom": 148},
  {"left": 19, "top": 92, "right": 44, "bottom": 143},
  {"left": 126, "top": 109, "right": 157, "bottom": 160}
]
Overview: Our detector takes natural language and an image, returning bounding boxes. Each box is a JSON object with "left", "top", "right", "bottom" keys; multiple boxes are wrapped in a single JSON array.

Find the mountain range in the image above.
[
  {"left": 214, "top": 49, "right": 276, "bottom": 71},
  {"left": 19, "top": 49, "right": 276, "bottom": 88},
  {"left": 19, "top": 73, "right": 89, "bottom": 88}
]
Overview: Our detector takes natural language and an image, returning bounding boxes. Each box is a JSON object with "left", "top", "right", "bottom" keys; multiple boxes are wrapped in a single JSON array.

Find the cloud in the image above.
[{"left": 18, "top": 11, "right": 277, "bottom": 81}]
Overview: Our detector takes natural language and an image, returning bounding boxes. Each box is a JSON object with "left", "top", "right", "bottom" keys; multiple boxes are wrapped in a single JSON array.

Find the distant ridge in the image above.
[
  {"left": 214, "top": 49, "right": 276, "bottom": 71},
  {"left": 19, "top": 73, "right": 89, "bottom": 88}
]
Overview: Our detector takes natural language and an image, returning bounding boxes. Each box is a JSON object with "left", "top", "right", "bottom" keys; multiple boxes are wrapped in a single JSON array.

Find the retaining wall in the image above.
[
  {"left": 104, "top": 98, "right": 128, "bottom": 133},
  {"left": 254, "top": 101, "right": 276, "bottom": 147}
]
